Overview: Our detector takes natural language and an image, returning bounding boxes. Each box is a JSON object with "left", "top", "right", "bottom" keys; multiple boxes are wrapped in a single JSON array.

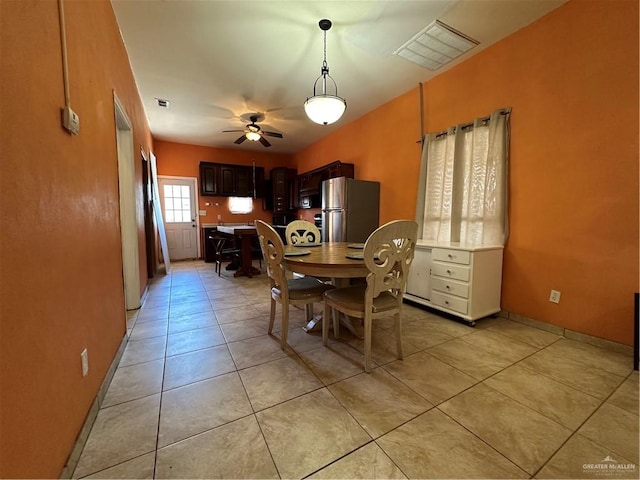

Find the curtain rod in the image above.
[{"left": 433, "top": 108, "right": 511, "bottom": 139}]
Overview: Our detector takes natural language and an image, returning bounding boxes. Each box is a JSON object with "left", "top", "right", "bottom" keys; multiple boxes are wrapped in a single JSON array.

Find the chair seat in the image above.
[
  {"left": 324, "top": 285, "right": 399, "bottom": 314},
  {"left": 273, "top": 276, "right": 334, "bottom": 301}
]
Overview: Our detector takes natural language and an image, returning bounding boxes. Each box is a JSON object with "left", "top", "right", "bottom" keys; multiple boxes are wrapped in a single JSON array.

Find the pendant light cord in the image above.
[{"left": 323, "top": 29, "right": 327, "bottom": 70}]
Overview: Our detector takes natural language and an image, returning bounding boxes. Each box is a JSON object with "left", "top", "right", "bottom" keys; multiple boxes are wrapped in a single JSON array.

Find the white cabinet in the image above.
[
  {"left": 404, "top": 242, "right": 503, "bottom": 326},
  {"left": 406, "top": 245, "right": 431, "bottom": 300}
]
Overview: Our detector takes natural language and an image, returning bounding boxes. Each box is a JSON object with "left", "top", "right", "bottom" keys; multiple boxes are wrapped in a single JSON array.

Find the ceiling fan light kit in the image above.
[
  {"left": 304, "top": 19, "right": 346, "bottom": 126},
  {"left": 245, "top": 130, "right": 261, "bottom": 142},
  {"left": 222, "top": 114, "right": 283, "bottom": 148}
]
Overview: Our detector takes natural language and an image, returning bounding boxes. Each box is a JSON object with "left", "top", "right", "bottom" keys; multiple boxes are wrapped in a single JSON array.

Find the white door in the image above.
[{"left": 158, "top": 177, "right": 198, "bottom": 260}]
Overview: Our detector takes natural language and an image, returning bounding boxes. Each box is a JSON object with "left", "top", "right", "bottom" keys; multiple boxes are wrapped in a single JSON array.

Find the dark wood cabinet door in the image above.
[
  {"left": 234, "top": 165, "right": 264, "bottom": 197},
  {"left": 220, "top": 166, "right": 236, "bottom": 195},
  {"left": 235, "top": 167, "right": 251, "bottom": 196},
  {"left": 272, "top": 168, "right": 287, "bottom": 212},
  {"left": 252, "top": 166, "right": 265, "bottom": 198},
  {"left": 288, "top": 175, "right": 299, "bottom": 210},
  {"left": 268, "top": 167, "right": 297, "bottom": 212},
  {"left": 273, "top": 169, "right": 286, "bottom": 195},
  {"left": 200, "top": 163, "right": 220, "bottom": 196}
]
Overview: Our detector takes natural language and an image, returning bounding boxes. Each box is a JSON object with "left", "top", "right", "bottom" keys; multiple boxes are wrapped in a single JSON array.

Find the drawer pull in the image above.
[
  {"left": 445, "top": 300, "right": 450, "bottom": 305},
  {"left": 446, "top": 269, "right": 453, "bottom": 274},
  {"left": 448, "top": 254, "right": 454, "bottom": 259},
  {"left": 446, "top": 285, "right": 451, "bottom": 290}
]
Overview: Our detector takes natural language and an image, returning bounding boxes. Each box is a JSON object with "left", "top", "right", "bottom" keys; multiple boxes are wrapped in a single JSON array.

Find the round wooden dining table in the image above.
[
  {"left": 282, "top": 242, "right": 368, "bottom": 336},
  {"left": 282, "top": 242, "right": 368, "bottom": 277}
]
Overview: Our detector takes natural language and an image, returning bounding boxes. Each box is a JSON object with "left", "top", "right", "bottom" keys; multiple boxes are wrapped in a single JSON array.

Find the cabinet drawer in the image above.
[
  {"left": 431, "top": 277, "right": 469, "bottom": 299},
  {"left": 431, "top": 262, "right": 470, "bottom": 281},
  {"left": 431, "top": 291, "right": 468, "bottom": 315},
  {"left": 432, "top": 248, "right": 470, "bottom": 265}
]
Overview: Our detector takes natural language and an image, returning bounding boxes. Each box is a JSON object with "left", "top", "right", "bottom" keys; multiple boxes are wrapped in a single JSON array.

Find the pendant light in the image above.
[{"left": 304, "top": 19, "right": 346, "bottom": 125}]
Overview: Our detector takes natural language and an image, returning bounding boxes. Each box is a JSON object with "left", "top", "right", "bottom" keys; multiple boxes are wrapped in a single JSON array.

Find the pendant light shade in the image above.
[
  {"left": 304, "top": 19, "right": 346, "bottom": 125},
  {"left": 304, "top": 95, "right": 346, "bottom": 125}
]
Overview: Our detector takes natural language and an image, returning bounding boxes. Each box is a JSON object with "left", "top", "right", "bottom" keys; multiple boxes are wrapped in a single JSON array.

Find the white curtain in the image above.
[{"left": 420, "top": 108, "right": 511, "bottom": 246}]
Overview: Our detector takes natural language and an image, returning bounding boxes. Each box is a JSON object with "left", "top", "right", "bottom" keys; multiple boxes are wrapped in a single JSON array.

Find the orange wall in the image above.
[
  {"left": 0, "top": 1, "right": 153, "bottom": 477},
  {"left": 295, "top": 88, "right": 423, "bottom": 225},
  {"left": 294, "top": 0, "right": 639, "bottom": 345},
  {"left": 154, "top": 140, "right": 294, "bottom": 230},
  {"left": 2, "top": 1, "right": 633, "bottom": 475}
]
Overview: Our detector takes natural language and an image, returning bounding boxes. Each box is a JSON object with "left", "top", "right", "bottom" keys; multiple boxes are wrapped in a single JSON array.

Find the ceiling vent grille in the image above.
[
  {"left": 155, "top": 98, "right": 170, "bottom": 108},
  {"left": 394, "top": 20, "right": 479, "bottom": 70}
]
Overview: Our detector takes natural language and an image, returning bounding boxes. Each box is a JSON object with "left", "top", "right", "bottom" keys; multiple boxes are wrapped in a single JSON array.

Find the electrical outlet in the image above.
[
  {"left": 217, "top": 214, "right": 222, "bottom": 220},
  {"left": 81, "top": 349, "right": 89, "bottom": 376},
  {"left": 549, "top": 290, "right": 561, "bottom": 304}
]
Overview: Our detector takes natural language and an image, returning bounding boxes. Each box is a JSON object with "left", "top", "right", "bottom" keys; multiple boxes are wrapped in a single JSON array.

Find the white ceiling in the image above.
[{"left": 111, "top": 0, "right": 566, "bottom": 154}]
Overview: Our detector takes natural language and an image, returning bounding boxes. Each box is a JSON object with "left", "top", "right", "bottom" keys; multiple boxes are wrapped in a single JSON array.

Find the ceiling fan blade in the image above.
[
  {"left": 262, "top": 131, "right": 283, "bottom": 138},
  {"left": 234, "top": 135, "right": 247, "bottom": 144},
  {"left": 222, "top": 129, "right": 244, "bottom": 133},
  {"left": 259, "top": 136, "right": 271, "bottom": 147}
]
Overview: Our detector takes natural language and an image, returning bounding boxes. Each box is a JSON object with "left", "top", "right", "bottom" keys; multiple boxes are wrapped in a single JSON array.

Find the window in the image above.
[
  {"left": 228, "top": 196, "right": 253, "bottom": 214},
  {"left": 163, "top": 184, "right": 191, "bottom": 223},
  {"left": 419, "top": 107, "right": 511, "bottom": 246}
]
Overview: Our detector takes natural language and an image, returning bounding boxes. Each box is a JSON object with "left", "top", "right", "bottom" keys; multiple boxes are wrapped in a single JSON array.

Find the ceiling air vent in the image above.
[
  {"left": 155, "top": 98, "right": 170, "bottom": 108},
  {"left": 394, "top": 20, "right": 479, "bottom": 70}
]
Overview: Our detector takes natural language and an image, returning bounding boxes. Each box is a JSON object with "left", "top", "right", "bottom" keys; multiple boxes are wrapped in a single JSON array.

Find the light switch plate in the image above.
[{"left": 62, "top": 106, "right": 80, "bottom": 135}]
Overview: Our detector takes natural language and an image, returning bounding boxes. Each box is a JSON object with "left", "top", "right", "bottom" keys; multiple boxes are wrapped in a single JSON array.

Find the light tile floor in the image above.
[{"left": 73, "top": 260, "right": 639, "bottom": 479}]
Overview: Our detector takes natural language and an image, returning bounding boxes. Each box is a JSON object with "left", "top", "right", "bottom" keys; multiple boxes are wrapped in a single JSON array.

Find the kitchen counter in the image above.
[
  {"left": 202, "top": 223, "right": 249, "bottom": 229},
  {"left": 214, "top": 225, "right": 260, "bottom": 278},
  {"left": 216, "top": 225, "right": 257, "bottom": 235}
]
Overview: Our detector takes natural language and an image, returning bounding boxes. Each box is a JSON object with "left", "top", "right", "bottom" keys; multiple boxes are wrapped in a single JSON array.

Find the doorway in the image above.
[
  {"left": 141, "top": 153, "right": 156, "bottom": 278},
  {"left": 158, "top": 176, "right": 199, "bottom": 260},
  {"left": 114, "top": 94, "right": 141, "bottom": 310}
]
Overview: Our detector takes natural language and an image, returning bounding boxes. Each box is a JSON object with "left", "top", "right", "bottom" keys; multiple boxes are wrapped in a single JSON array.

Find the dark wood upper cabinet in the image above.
[
  {"left": 268, "top": 167, "right": 297, "bottom": 213},
  {"left": 199, "top": 162, "right": 264, "bottom": 198},
  {"left": 325, "top": 161, "right": 354, "bottom": 180},
  {"left": 297, "top": 161, "right": 354, "bottom": 208}
]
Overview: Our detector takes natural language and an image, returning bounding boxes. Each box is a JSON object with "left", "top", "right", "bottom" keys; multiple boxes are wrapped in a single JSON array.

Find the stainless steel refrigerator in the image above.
[{"left": 321, "top": 177, "right": 380, "bottom": 243}]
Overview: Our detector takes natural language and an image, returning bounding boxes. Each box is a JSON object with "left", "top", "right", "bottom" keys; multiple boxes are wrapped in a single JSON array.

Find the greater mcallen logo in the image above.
[{"left": 583, "top": 456, "right": 637, "bottom": 476}]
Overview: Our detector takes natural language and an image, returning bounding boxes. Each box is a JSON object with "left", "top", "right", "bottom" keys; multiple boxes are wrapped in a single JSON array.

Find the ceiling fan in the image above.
[{"left": 222, "top": 114, "right": 283, "bottom": 148}]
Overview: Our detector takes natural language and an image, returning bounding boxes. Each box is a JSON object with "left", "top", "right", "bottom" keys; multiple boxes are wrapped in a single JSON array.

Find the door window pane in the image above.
[{"left": 163, "top": 183, "right": 192, "bottom": 223}]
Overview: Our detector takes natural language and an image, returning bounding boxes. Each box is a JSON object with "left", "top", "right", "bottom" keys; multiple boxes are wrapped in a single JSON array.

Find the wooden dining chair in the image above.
[
  {"left": 322, "top": 220, "right": 419, "bottom": 372},
  {"left": 285, "top": 220, "right": 321, "bottom": 246},
  {"left": 208, "top": 234, "right": 240, "bottom": 276},
  {"left": 254, "top": 220, "right": 334, "bottom": 349}
]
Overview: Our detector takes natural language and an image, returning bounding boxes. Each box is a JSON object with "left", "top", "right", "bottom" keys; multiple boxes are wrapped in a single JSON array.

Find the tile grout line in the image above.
[
  {"left": 151, "top": 267, "right": 177, "bottom": 478},
  {"left": 531, "top": 369, "right": 640, "bottom": 478}
]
